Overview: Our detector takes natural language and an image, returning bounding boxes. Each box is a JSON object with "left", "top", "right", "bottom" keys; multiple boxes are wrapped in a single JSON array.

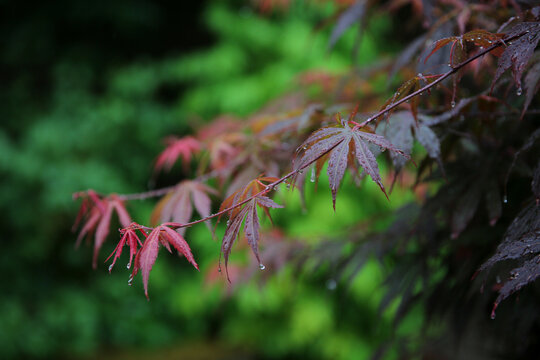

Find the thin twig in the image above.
[
  {"left": 171, "top": 143, "right": 341, "bottom": 229},
  {"left": 355, "top": 31, "right": 528, "bottom": 129},
  {"left": 118, "top": 186, "right": 177, "bottom": 201}
]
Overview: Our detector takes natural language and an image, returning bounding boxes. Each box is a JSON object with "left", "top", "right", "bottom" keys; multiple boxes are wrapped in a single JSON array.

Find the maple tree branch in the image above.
[
  {"left": 356, "top": 31, "right": 529, "bottom": 129},
  {"left": 86, "top": 31, "right": 530, "bottom": 231}
]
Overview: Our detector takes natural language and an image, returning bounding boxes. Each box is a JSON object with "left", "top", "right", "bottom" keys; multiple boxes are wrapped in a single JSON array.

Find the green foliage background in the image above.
[{"left": 0, "top": 1, "right": 419, "bottom": 358}]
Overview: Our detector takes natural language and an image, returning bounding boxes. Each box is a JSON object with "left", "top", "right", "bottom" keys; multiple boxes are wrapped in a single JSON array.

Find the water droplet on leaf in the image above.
[{"left": 326, "top": 279, "right": 337, "bottom": 290}]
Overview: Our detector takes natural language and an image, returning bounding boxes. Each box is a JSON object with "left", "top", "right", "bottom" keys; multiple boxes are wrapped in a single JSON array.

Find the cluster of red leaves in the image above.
[
  {"left": 72, "top": 3, "right": 540, "bottom": 316},
  {"left": 104, "top": 222, "right": 199, "bottom": 299},
  {"left": 72, "top": 190, "right": 132, "bottom": 269},
  {"left": 74, "top": 192, "right": 200, "bottom": 299}
]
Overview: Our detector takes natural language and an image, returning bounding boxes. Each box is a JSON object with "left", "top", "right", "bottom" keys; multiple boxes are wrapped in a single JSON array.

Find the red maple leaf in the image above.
[
  {"left": 424, "top": 29, "right": 504, "bottom": 66},
  {"left": 105, "top": 223, "right": 146, "bottom": 272},
  {"left": 218, "top": 176, "right": 283, "bottom": 279},
  {"left": 150, "top": 180, "right": 218, "bottom": 235},
  {"left": 380, "top": 74, "right": 442, "bottom": 122},
  {"left": 73, "top": 191, "right": 132, "bottom": 269},
  {"left": 295, "top": 112, "right": 409, "bottom": 209},
  {"left": 154, "top": 136, "right": 201, "bottom": 173},
  {"left": 129, "top": 223, "right": 199, "bottom": 299}
]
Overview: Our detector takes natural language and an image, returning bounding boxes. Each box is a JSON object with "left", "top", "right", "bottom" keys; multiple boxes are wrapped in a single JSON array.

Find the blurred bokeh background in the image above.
[{"left": 0, "top": 0, "right": 421, "bottom": 358}]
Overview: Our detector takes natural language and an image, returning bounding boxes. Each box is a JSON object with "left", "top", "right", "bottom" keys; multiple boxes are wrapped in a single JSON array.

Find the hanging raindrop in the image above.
[
  {"left": 451, "top": 101, "right": 456, "bottom": 108},
  {"left": 259, "top": 263, "right": 266, "bottom": 270},
  {"left": 108, "top": 264, "right": 113, "bottom": 272},
  {"left": 326, "top": 279, "right": 337, "bottom": 290},
  {"left": 503, "top": 195, "right": 508, "bottom": 204},
  {"left": 310, "top": 166, "right": 316, "bottom": 183},
  {"left": 127, "top": 263, "right": 131, "bottom": 270},
  {"left": 516, "top": 87, "right": 522, "bottom": 96}
]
